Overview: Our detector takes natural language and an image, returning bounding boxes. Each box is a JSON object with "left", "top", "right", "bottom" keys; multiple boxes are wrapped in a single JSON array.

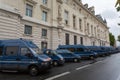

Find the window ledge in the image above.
[
  {"left": 40, "top": 5, "right": 50, "bottom": 11},
  {"left": 41, "top": 36, "right": 48, "bottom": 39},
  {"left": 23, "top": 34, "right": 33, "bottom": 37},
  {"left": 64, "top": 24, "right": 69, "bottom": 27},
  {"left": 26, "top": 0, "right": 37, "bottom": 5}
]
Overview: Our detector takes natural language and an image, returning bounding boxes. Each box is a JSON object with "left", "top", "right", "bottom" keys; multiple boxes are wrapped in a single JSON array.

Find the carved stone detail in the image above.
[{"left": 56, "top": 0, "right": 63, "bottom": 4}]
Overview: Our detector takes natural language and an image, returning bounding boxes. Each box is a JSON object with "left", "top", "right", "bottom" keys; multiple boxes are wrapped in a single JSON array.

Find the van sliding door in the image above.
[{"left": 2, "top": 46, "right": 19, "bottom": 70}]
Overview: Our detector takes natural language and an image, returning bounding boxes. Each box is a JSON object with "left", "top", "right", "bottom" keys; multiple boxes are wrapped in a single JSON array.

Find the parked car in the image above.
[
  {"left": 0, "top": 39, "right": 52, "bottom": 76},
  {"left": 56, "top": 49, "right": 81, "bottom": 62},
  {"left": 58, "top": 45, "right": 97, "bottom": 60},
  {"left": 43, "top": 49, "right": 64, "bottom": 66}
]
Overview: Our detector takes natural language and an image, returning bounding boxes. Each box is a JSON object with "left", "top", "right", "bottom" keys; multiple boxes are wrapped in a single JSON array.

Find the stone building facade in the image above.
[{"left": 0, "top": 0, "right": 110, "bottom": 49}]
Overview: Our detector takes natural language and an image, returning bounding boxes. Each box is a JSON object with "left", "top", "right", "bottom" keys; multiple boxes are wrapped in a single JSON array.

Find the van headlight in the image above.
[
  {"left": 41, "top": 62, "right": 48, "bottom": 65},
  {"left": 60, "top": 58, "right": 64, "bottom": 61}
]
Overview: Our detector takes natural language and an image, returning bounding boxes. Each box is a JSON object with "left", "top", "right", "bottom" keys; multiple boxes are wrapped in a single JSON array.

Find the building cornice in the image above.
[
  {"left": 22, "top": 16, "right": 52, "bottom": 27},
  {"left": 73, "top": 0, "right": 108, "bottom": 29}
]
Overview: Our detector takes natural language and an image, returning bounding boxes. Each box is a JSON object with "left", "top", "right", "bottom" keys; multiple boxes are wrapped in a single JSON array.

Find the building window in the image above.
[
  {"left": 64, "top": 10, "right": 69, "bottom": 25},
  {"left": 41, "top": 42, "right": 47, "bottom": 50},
  {"left": 65, "top": 33, "right": 69, "bottom": 45},
  {"left": 42, "top": 11, "right": 47, "bottom": 22},
  {"left": 93, "top": 42, "right": 95, "bottom": 46},
  {"left": 42, "top": 29, "right": 47, "bottom": 37},
  {"left": 79, "top": 19, "right": 82, "bottom": 30},
  {"left": 64, "top": 0, "right": 68, "bottom": 4},
  {"left": 24, "top": 25, "right": 32, "bottom": 35},
  {"left": 42, "top": 0, "right": 47, "bottom": 4},
  {"left": 26, "top": 4, "right": 33, "bottom": 17},
  {"left": 73, "top": 15, "right": 76, "bottom": 29},
  {"left": 94, "top": 27, "right": 96, "bottom": 37},
  {"left": 87, "top": 23, "right": 89, "bottom": 34},
  {"left": 80, "top": 37, "right": 83, "bottom": 45},
  {"left": 74, "top": 35, "right": 77, "bottom": 45},
  {"left": 91, "top": 25, "right": 93, "bottom": 35}
]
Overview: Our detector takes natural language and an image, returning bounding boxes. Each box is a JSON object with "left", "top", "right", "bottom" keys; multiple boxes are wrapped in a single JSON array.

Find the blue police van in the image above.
[
  {"left": 43, "top": 49, "right": 64, "bottom": 66},
  {"left": 86, "top": 46, "right": 105, "bottom": 57},
  {"left": 58, "top": 45, "right": 97, "bottom": 60},
  {"left": 56, "top": 49, "right": 81, "bottom": 62},
  {"left": 0, "top": 39, "right": 52, "bottom": 76}
]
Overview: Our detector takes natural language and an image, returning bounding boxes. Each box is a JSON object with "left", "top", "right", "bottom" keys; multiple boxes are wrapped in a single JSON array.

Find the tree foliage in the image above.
[
  {"left": 109, "top": 33, "right": 115, "bottom": 46},
  {"left": 118, "top": 35, "right": 120, "bottom": 42},
  {"left": 115, "top": 0, "right": 120, "bottom": 11}
]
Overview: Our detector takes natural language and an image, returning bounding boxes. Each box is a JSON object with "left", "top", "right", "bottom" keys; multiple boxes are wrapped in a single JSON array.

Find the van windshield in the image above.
[{"left": 51, "top": 50, "right": 58, "bottom": 55}]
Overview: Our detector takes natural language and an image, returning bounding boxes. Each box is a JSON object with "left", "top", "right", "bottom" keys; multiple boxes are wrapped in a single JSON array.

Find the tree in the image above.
[
  {"left": 115, "top": 0, "right": 120, "bottom": 11},
  {"left": 118, "top": 35, "right": 120, "bottom": 42},
  {"left": 109, "top": 33, "right": 115, "bottom": 46}
]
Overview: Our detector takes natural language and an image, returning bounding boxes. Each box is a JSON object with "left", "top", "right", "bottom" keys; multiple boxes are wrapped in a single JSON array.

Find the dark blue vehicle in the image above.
[
  {"left": 0, "top": 39, "right": 52, "bottom": 76},
  {"left": 99, "top": 46, "right": 111, "bottom": 56},
  {"left": 86, "top": 46, "right": 105, "bottom": 57},
  {"left": 113, "top": 47, "right": 120, "bottom": 53},
  {"left": 58, "top": 45, "right": 97, "bottom": 60},
  {"left": 56, "top": 49, "right": 81, "bottom": 62},
  {"left": 43, "top": 49, "right": 64, "bottom": 66}
]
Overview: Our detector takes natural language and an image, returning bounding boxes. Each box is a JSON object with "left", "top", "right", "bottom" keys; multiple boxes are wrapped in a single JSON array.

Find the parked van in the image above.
[
  {"left": 56, "top": 49, "right": 81, "bottom": 62},
  {"left": 58, "top": 45, "right": 97, "bottom": 59},
  {"left": 86, "top": 46, "right": 105, "bottom": 57},
  {"left": 43, "top": 49, "right": 64, "bottom": 66},
  {"left": 0, "top": 39, "right": 52, "bottom": 76}
]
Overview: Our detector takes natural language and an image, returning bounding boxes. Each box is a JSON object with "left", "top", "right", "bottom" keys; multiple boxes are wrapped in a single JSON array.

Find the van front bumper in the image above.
[{"left": 38, "top": 61, "right": 52, "bottom": 72}]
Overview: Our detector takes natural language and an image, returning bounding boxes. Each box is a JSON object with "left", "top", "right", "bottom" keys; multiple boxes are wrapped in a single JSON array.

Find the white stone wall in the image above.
[
  {"left": 0, "top": 0, "right": 110, "bottom": 50},
  {"left": 0, "top": 9, "right": 21, "bottom": 40}
]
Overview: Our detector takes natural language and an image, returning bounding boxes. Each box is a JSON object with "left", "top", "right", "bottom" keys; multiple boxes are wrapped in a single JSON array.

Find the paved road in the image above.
[
  {"left": 46, "top": 53, "right": 120, "bottom": 80},
  {"left": 0, "top": 54, "right": 118, "bottom": 80}
]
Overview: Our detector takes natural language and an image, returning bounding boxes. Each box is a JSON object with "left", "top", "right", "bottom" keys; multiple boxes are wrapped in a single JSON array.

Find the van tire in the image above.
[
  {"left": 53, "top": 61, "right": 58, "bottom": 66},
  {"left": 90, "top": 56, "right": 94, "bottom": 60},
  {"left": 29, "top": 66, "right": 39, "bottom": 76},
  {"left": 73, "top": 58, "right": 78, "bottom": 62}
]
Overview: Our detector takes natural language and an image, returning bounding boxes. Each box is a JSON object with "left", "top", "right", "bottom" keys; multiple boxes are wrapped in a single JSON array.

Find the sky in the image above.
[{"left": 82, "top": 0, "right": 120, "bottom": 46}]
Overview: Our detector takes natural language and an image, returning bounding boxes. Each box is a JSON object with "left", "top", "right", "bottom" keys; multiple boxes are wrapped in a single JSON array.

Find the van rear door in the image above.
[{"left": 2, "top": 46, "right": 19, "bottom": 70}]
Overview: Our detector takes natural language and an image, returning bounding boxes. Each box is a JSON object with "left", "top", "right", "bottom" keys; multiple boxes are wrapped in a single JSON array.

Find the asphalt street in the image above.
[
  {"left": 50, "top": 53, "right": 120, "bottom": 80},
  {"left": 0, "top": 53, "right": 119, "bottom": 80}
]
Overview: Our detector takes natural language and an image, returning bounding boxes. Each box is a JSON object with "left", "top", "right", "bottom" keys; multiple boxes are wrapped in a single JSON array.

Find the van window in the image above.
[
  {"left": 5, "top": 46, "right": 19, "bottom": 56},
  {"left": 0, "top": 47, "right": 3, "bottom": 56},
  {"left": 59, "top": 48, "right": 65, "bottom": 49},
  {"left": 68, "top": 48, "right": 75, "bottom": 52},
  {"left": 21, "top": 48, "right": 31, "bottom": 56},
  {"left": 77, "top": 48, "right": 84, "bottom": 52}
]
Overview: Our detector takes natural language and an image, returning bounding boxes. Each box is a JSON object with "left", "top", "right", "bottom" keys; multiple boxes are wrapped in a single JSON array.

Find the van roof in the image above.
[
  {"left": 58, "top": 45, "right": 86, "bottom": 48},
  {"left": 0, "top": 39, "right": 37, "bottom": 48}
]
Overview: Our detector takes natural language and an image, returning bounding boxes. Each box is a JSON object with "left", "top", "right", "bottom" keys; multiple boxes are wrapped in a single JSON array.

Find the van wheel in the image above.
[
  {"left": 53, "top": 61, "right": 58, "bottom": 66},
  {"left": 90, "top": 56, "right": 94, "bottom": 60},
  {"left": 74, "top": 58, "right": 78, "bottom": 62},
  {"left": 29, "top": 66, "right": 39, "bottom": 76}
]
